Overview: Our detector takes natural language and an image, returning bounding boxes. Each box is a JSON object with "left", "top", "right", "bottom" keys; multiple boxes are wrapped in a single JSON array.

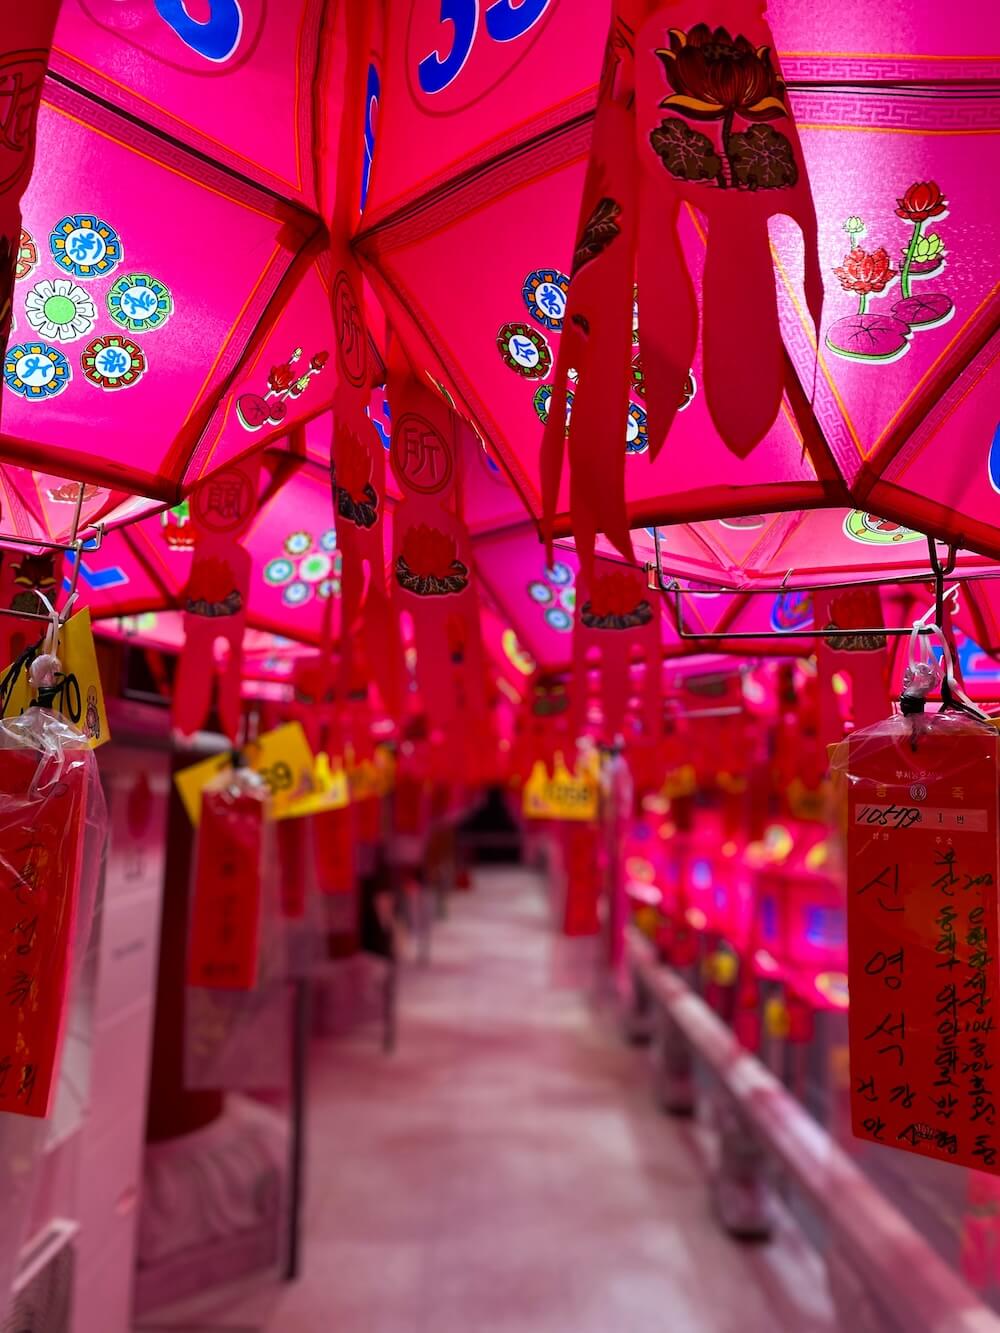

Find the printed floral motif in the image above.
[
  {"left": 15, "top": 230, "right": 37, "bottom": 282},
  {"left": 649, "top": 118, "right": 722, "bottom": 182},
  {"left": 580, "top": 570, "right": 653, "bottom": 630},
  {"left": 185, "top": 558, "right": 243, "bottom": 617},
  {"left": 572, "top": 198, "right": 622, "bottom": 274},
  {"left": 822, "top": 587, "right": 886, "bottom": 651},
  {"left": 333, "top": 423, "right": 379, "bottom": 529},
  {"left": 729, "top": 124, "right": 797, "bottom": 189},
  {"left": 528, "top": 560, "right": 575, "bottom": 634},
  {"left": 656, "top": 24, "right": 788, "bottom": 123},
  {"left": 8, "top": 553, "right": 57, "bottom": 615},
  {"left": 395, "top": 525, "right": 469, "bottom": 596},
  {"left": 895, "top": 181, "right": 947, "bottom": 223},
  {"left": 236, "top": 347, "right": 329, "bottom": 432},
  {"left": 826, "top": 181, "right": 955, "bottom": 364},
  {"left": 263, "top": 529, "right": 339, "bottom": 608},
  {"left": 651, "top": 24, "right": 795, "bottom": 191},
  {"left": 832, "top": 248, "right": 896, "bottom": 305},
  {"left": 25, "top": 279, "right": 96, "bottom": 342}
]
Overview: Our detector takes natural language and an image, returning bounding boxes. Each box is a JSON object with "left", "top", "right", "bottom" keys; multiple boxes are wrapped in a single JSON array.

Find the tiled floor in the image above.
[{"left": 139, "top": 866, "right": 840, "bottom": 1333}]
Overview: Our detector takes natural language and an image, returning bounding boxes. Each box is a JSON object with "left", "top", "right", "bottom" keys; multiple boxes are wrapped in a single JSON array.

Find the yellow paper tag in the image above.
[
  {"left": 283, "top": 751, "right": 350, "bottom": 818},
  {"left": 522, "top": 754, "right": 598, "bottom": 821},
  {"left": 175, "top": 722, "right": 316, "bottom": 825},
  {"left": 0, "top": 607, "right": 110, "bottom": 749}
]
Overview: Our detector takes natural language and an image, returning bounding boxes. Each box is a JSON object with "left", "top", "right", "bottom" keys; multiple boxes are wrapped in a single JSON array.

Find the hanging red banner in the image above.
[
  {"left": 0, "top": 745, "right": 89, "bottom": 1118},
  {"left": 327, "top": 0, "right": 399, "bottom": 719},
  {"left": 573, "top": 561, "right": 660, "bottom": 742},
  {"left": 844, "top": 712, "right": 1000, "bottom": 1172},
  {"left": 173, "top": 454, "right": 262, "bottom": 740},
  {"left": 388, "top": 370, "right": 487, "bottom": 729},
  {"left": 187, "top": 782, "right": 265, "bottom": 991}
]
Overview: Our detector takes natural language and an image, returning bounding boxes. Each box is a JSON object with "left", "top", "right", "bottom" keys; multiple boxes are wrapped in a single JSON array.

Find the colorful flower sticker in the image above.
[
  {"left": 49, "top": 215, "right": 122, "bottom": 280},
  {"left": 497, "top": 322, "right": 551, "bottom": 379},
  {"left": 81, "top": 334, "right": 146, "bottom": 390},
  {"left": 843, "top": 510, "right": 923, "bottom": 545},
  {"left": 299, "top": 552, "right": 333, "bottom": 584},
  {"left": 283, "top": 580, "right": 312, "bottom": 607},
  {"left": 545, "top": 606, "right": 573, "bottom": 632},
  {"left": 15, "top": 230, "right": 37, "bottom": 281},
  {"left": 320, "top": 528, "right": 338, "bottom": 552},
  {"left": 547, "top": 562, "right": 573, "bottom": 586},
  {"left": 522, "top": 268, "right": 569, "bottom": 330},
  {"left": 264, "top": 557, "right": 295, "bottom": 586},
  {"left": 286, "top": 532, "right": 312, "bottom": 556},
  {"left": 25, "top": 279, "right": 96, "bottom": 342},
  {"left": 533, "top": 383, "right": 574, "bottom": 427},
  {"left": 4, "top": 342, "right": 71, "bottom": 399},
  {"left": 528, "top": 580, "right": 553, "bottom": 604},
  {"left": 107, "top": 273, "right": 173, "bottom": 333},
  {"left": 625, "top": 403, "right": 648, "bottom": 454}
]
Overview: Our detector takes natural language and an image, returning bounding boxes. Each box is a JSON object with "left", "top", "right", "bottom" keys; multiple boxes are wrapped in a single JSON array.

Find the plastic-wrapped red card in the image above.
[
  {"left": 0, "top": 745, "right": 89, "bottom": 1118},
  {"left": 842, "top": 711, "right": 1000, "bottom": 1171},
  {"left": 187, "top": 780, "right": 265, "bottom": 991}
]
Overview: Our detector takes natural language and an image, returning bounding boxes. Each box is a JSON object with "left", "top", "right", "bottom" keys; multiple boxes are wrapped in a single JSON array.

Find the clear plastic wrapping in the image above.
[
  {"left": 0, "top": 708, "right": 107, "bottom": 1302},
  {"left": 832, "top": 707, "right": 1000, "bottom": 1172},
  {"left": 184, "top": 766, "right": 289, "bottom": 1091}
]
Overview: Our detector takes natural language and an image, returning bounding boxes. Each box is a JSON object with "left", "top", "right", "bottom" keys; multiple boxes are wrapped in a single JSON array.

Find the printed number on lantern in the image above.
[
  {"left": 259, "top": 761, "right": 293, "bottom": 797},
  {"left": 155, "top": 0, "right": 244, "bottom": 63},
  {"left": 418, "top": 0, "right": 552, "bottom": 94}
]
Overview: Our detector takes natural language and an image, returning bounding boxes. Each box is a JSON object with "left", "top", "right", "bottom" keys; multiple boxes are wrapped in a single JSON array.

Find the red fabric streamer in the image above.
[
  {"left": 544, "top": 0, "right": 822, "bottom": 565},
  {"left": 388, "top": 371, "right": 487, "bottom": 730},
  {"left": 172, "top": 454, "right": 261, "bottom": 741},
  {"left": 635, "top": 4, "right": 822, "bottom": 456},
  {"left": 328, "top": 0, "right": 398, "bottom": 720},
  {"left": 572, "top": 561, "right": 660, "bottom": 741}
]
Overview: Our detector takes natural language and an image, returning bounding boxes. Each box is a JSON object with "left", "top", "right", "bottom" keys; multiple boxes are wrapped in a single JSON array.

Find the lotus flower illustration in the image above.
[
  {"left": 185, "top": 557, "right": 242, "bottom": 617},
  {"left": 580, "top": 571, "right": 653, "bottom": 630},
  {"left": 395, "top": 524, "right": 469, "bottom": 596},
  {"left": 334, "top": 424, "right": 378, "bottom": 529}
]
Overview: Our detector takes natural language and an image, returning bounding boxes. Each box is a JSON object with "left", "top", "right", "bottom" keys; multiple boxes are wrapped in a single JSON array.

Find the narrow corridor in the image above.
[{"left": 147, "top": 868, "right": 838, "bottom": 1333}]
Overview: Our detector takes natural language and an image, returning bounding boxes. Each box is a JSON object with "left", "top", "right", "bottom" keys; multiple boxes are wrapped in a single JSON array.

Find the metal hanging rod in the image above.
[
  {"left": 647, "top": 527, "right": 982, "bottom": 643},
  {"left": 0, "top": 483, "right": 104, "bottom": 627}
]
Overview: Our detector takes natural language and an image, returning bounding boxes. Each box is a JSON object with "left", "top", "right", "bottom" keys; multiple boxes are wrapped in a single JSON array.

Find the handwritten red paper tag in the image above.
[
  {"left": 0, "top": 747, "right": 88, "bottom": 1118},
  {"left": 847, "top": 714, "right": 1000, "bottom": 1171},
  {"left": 187, "top": 786, "right": 264, "bottom": 990}
]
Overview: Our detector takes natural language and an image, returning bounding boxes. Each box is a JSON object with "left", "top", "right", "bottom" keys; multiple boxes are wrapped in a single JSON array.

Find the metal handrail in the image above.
[{"left": 625, "top": 928, "right": 1000, "bottom": 1333}]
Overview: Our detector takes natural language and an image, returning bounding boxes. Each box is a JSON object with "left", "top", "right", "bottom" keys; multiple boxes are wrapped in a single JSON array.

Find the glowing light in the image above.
[
  {"left": 804, "top": 840, "right": 831, "bottom": 872},
  {"left": 815, "top": 971, "right": 850, "bottom": 1009},
  {"left": 691, "top": 858, "right": 713, "bottom": 891},
  {"left": 627, "top": 880, "right": 661, "bottom": 907},
  {"left": 685, "top": 906, "right": 708, "bottom": 931},
  {"left": 754, "top": 948, "right": 780, "bottom": 975},
  {"left": 626, "top": 856, "right": 655, "bottom": 882}
]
